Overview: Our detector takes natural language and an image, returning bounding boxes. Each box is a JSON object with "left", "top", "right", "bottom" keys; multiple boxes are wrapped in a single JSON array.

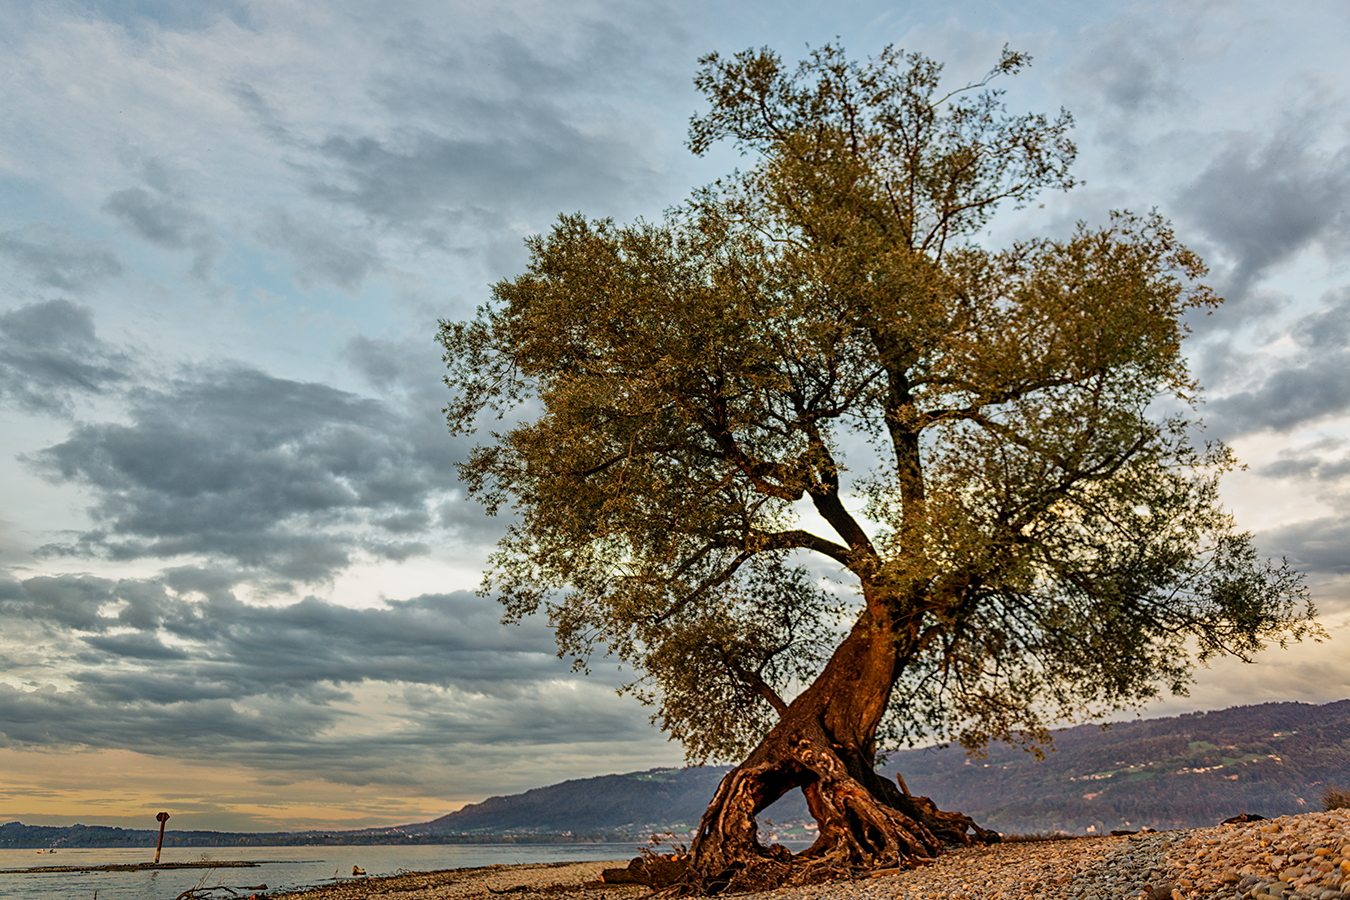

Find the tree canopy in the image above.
[{"left": 439, "top": 42, "right": 1319, "bottom": 882}]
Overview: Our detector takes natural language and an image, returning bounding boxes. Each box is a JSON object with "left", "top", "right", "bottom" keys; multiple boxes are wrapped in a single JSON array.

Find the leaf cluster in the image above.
[{"left": 688, "top": 42, "right": 1075, "bottom": 260}]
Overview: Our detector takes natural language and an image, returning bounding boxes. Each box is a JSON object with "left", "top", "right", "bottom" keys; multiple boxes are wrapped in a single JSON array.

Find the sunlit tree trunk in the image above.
[{"left": 687, "top": 601, "right": 998, "bottom": 891}]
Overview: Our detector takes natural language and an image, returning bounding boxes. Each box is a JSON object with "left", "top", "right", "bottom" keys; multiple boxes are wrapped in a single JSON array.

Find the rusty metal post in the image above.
[{"left": 154, "top": 812, "right": 170, "bottom": 864}]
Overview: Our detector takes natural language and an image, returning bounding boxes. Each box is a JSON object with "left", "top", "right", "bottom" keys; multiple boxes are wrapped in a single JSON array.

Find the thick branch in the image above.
[
  {"left": 725, "top": 655, "right": 790, "bottom": 716},
  {"left": 797, "top": 419, "right": 878, "bottom": 562},
  {"left": 914, "top": 373, "right": 1084, "bottom": 424},
  {"left": 868, "top": 327, "right": 926, "bottom": 530},
  {"left": 753, "top": 528, "right": 855, "bottom": 569},
  {"left": 683, "top": 393, "right": 809, "bottom": 502}
]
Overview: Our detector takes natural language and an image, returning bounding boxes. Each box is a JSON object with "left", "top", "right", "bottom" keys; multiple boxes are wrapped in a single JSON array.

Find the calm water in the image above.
[{"left": 0, "top": 843, "right": 649, "bottom": 900}]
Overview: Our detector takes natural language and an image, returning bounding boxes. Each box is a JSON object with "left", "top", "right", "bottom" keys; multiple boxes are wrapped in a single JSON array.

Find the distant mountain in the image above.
[
  {"left": 887, "top": 698, "right": 1350, "bottom": 834},
  {"left": 0, "top": 822, "right": 357, "bottom": 850},
  {"left": 403, "top": 767, "right": 759, "bottom": 836},
  {"left": 0, "top": 822, "right": 621, "bottom": 850},
  {"left": 5, "top": 699, "right": 1346, "bottom": 849},
  {"left": 404, "top": 699, "right": 1350, "bottom": 837}
]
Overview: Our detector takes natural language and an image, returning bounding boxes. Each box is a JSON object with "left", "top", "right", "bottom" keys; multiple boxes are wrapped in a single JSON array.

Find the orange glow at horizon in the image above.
[{"left": 0, "top": 747, "right": 469, "bottom": 832}]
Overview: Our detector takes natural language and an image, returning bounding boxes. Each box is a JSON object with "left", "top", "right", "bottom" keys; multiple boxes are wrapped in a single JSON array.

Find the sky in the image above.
[{"left": 1, "top": 0, "right": 1348, "bottom": 833}]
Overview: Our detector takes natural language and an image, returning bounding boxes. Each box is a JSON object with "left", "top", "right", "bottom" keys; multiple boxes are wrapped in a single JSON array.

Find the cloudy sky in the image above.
[{"left": 1, "top": 0, "right": 1348, "bottom": 832}]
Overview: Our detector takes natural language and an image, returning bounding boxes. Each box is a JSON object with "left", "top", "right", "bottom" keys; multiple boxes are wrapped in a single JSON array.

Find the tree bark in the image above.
[{"left": 683, "top": 610, "right": 998, "bottom": 893}]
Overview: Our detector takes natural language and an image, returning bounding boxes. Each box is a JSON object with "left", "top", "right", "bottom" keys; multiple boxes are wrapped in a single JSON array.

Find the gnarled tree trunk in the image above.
[{"left": 684, "top": 611, "right": 998, "bottom": 893}]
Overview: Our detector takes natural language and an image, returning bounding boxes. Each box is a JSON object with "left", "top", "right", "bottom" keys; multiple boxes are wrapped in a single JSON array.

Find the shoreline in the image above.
[
  {"left": 266, "top": 809, "right": 1349, "bottom": 900},
  {"left": 0, "top": 859, "right": 261, "bottom": 874},
  {"left": 269, "top": 860, "right": 640, "bottom": 900}
]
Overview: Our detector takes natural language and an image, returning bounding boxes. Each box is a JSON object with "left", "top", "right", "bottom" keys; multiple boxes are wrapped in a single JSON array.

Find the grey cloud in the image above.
[
  {"left": 1207, "top": 364, "right": 1350, "bottom": 435},
  {"left": 374, "top": 15, "right": 681, "bottom": 117},
  {"left": 0, "top": 573, "right": 167, "bottom": 635},
  {"left": 0, "top": 679, "right": 655, "bottom": 785},
  {"left": 1061, "top": 14, "right": 1187, "bottom": 116},
  {"left": 397, "top": 681, "right": 653, "bottom": 748},
  {"left": 81, "top": 631, "right": 189, "bottom": 661},
  {"left": 1194, "top": 333, "right": 1256, "bottom": 394},
  {"left": 375, "top": 510, "right": 432, "bottom": 534},
  {"left": 102, "top": 187, "right": 197, "bottom": 246},
  {"left": 72, "top": 0, "right": 254, "bottom": 33},
  {"left": 142, "top": 592, "right": 559, "bottom": 693},
  {"left": 0, "top": 224, "right": 123, "bottom": 292},
  {"left": 4, "top": 574, "right": 116, "bottom": 631},
  {"left": 1176, "top": 132, "right": 1350, "bottom": 311},
  {"left": 1258, "top": 515, "right": 1350, "bottom": 576},
  {"left": 0, "top": 576, "right": 559, "bottom": 694},
  {"left": 1250, "top": 439, "right": 1350, "bottom": 579},
  {"left": 0, "top": 575, "right": 654, "bottom": 779},
  {"left": 418, "top": 26, "right": 644, "bottom": 99},
  {"left": 1061, "top": 14, "right": 1350, "bottom": 335},
  {"left": 302, "top": 26, "right": 678, "bottom": 246},
  {"left": 1260, "top": 440, "right": 1350, "bottom": 483},
  {"left": 27, "top": 363, "right": 466, "bottom": 583},
  {"left": 161, "top": 563, "right": 259, "bottom": 604},
  {"left": 1188, "top": 288, "right": 1293, "bottom": 361},
  {"left": 220, "top": 7, "right": 688, "bottom": 295},
  {"left": 102, "top": 186, "right": 224, "bottom": 280},
  {"left": 0, "top": 299, "right": 132, "bottom": 414},
  {"left": 257, "top": 208, "right": 383, "bottom": 293},
  {"left": 342, "top": 333, "right": 505, "bottom": 533},
  {"left": 1291, "top": 290, "right": 1350, "bottom": 349},
  {"left": 1204, "top": 287, "right": 1350, "bottom": 436},
  {"left": 343, "top": 333, "right": 436, "bottom": 393},
  {"left": 228, "top": 83, "right": 292, "bottom": 144},
  {"left": 310, "top": 125, "right": 638, "bottom": 232},
  {"left": 109, "top": 576, "right": 177, "bottom": 630},
  {"left": 0, "top": 682, "right": 337, "bottom": 752}
]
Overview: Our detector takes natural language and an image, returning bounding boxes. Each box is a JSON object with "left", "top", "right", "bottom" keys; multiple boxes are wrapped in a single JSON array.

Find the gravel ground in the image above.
[
  {"left": 267, "top": 860, "right": 647, "bottom": 900},
  {"left": 266, "top": 809, "right": 1350, "bottom": 900}
]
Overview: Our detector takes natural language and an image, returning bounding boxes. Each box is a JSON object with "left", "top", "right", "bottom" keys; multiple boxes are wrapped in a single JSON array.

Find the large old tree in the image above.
[{"left": 439, "top": 46, "right": 1318, "bottom": 889}]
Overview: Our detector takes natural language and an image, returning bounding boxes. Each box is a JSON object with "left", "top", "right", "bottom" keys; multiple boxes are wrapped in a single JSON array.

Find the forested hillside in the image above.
[
  {"left": 419, "top": 700, "right": 1350, "bottom": 836},
  {"left": 408, "top": 767, "right": 754, "bottom": 836},
  {"left": 882, "top": 699, "right": 1350, "bottom": 834}
]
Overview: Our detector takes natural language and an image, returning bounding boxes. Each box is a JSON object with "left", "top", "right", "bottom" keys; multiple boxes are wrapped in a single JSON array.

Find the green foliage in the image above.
[{"left": 438, "top": 44, "right": 1319, "bottom": 765}]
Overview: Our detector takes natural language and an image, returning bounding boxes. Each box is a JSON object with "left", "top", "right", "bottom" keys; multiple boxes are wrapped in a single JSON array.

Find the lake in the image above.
[{"left": 0, "top": 843, "right": 651, "bottom": 900}]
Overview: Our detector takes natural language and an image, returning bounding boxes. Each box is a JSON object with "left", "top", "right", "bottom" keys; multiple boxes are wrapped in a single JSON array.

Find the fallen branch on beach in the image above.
[{"left": 170, "top": 862, "right": 269, "bottom": 900}]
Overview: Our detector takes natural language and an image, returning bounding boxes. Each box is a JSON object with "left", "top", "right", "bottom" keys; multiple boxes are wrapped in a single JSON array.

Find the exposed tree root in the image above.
[{"left": 671, "top": 725, "right": 998, "bottom": 894}]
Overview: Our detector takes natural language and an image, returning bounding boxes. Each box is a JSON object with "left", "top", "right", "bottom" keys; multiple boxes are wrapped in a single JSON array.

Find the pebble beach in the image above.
[{"left": 269, "top": 809, "right": 1349, "bottom": 900}]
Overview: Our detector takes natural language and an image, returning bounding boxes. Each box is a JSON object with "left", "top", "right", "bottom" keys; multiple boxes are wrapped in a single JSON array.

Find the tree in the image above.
[{"left": 438, "top": 44, "right": 1319, "bottom": 889}]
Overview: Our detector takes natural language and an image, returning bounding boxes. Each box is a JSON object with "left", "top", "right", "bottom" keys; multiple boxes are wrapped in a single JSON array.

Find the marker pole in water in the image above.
[{"left": 154, "top": 812, "right": 170, "bottom": 864}]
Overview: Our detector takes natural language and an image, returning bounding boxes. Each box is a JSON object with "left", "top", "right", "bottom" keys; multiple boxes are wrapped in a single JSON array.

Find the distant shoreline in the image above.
[
  {"left": 0, "top": 860, "right": 260, "bottom": 874},
  {"left": 0, "top": 831, "right": 643, "bottom": 850}
]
